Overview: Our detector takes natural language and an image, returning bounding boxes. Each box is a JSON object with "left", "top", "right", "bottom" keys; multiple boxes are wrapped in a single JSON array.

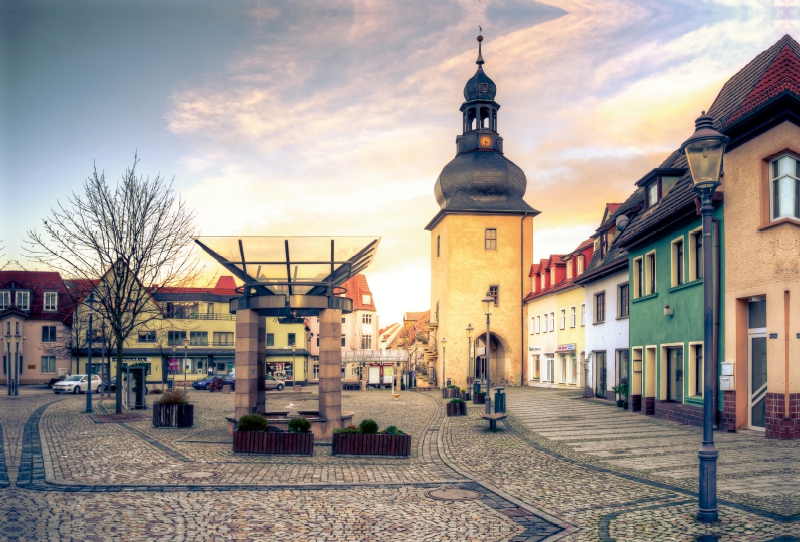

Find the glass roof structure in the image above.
[{"left": 195, "top": 236, "right": 380, "bottom": 297}]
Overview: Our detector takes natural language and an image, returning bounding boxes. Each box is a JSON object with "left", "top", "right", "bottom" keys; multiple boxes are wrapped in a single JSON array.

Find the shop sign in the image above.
[
  {"left": 556, "top": 344, "right": 575, "bottom": 352},
  {"left": 529, "top": 347, "right": 541, "bottom": 351}
]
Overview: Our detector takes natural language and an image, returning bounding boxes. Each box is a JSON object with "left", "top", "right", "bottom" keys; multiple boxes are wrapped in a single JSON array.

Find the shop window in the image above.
[
  {"left": 42, "top": 325, "right": 57, "bottom": 343},
  {"left": 616, "top": 349, "right": 629, "bottom": 385},
  {"left": 560, "top": 354, "right": 567, "bottom": 383},
  {"left": 570, "top": 354, "right": 578, "bottom": 384},
  {"left": 532, "top": 355, "right": 540, "bottom": 379}
]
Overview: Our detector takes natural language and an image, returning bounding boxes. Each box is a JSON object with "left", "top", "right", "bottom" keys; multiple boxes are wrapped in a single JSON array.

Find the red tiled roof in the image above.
[
  {"left": 215, "top": 276, "right": 237, "bottom": 290},
  {"left": 0, "top": 270, "right": 75, "bottom": 322},
  {"left": 340, "top": 274, "right": 376, "bottom": 311}
]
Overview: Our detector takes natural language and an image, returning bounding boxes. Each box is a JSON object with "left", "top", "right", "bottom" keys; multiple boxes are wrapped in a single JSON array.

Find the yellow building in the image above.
[{"left": 424, "top": 35, "right": 538, "bottom": 389}]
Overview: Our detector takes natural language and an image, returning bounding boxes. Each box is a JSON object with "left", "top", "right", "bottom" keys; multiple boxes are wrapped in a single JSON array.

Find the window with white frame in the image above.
[
  {"left": 690, "top": 343, "right": 703, "bottom": 397},
  {"left": 580, "top": 304, "right": 586, "bottom": 326},
  {"left": 633, "top": 257, "right": 644, "bottom": 298},
  {"left": 0, "top": 291, "right": 8, "bottom": 310},
  {"left": 595, "top": 292, "right": 606, "bottom": 323},
  {"left": 530, "top": 317, "right": 535, "bottom": 334},
  {"left": 689, "top": 229, "right": 703, "bottom": 282},
  {"left": 44, "top": 291, "right": 58, "bottom": 311},
  {"left": 362, "top": 313, "right": 372, "bottom": 324},
  {"left": 559, "top": 354, "right": 567, "bottom": 383},
  {"left": 485, "top": 228, "right": 497, "bottom": 250},
  {"left": 618, "top": 283, "right": 629, "bottom": 318},
  {"left": 362, "top": 294, "right": 372, "bottom": 305},
  {"left": 361, "top": 334, "right": 372, "bottom": 349},
  {"left": 570, "top": 306, "right": 576, "bottom": 327},
  {"left": 645, "top": 252, "right": 656, "bottom": 295},
  {"left": 549, "top": 312, "right": 555, "bottom": 332},
  {"left": 41, "top": 356, "right": 56, "bottom": 374},
  {"left": 577, "top": 256, "right": 584, "bottom": 275},
  {"left": 489, "top": 285, "right": 499, "bottom": 306},
  {"left": 770, "top": 154, "right": 800, "bottom": 220},
  {"left": 671, "top": 237, "right": 685, "bottom": 287},
  {"left": 138, "top": 331, "right": 156, "bottom": 343},
  {"left": 566, "top": 261, "right": 573, "bottom": 279},
  {"left": 42, "top": 326, "right": 57, "bottom": 343},
  {"left": 540, "top": 274, "right": 545, "bottom": 290},
  {"left": 550, "top": 267, "right": 556, "bottom": 285},
  {"left": 16, "top": 291, "right": 30, "bottom": 311},
  {"left": 560, "top": 309, "right": 566, "bottom": 329},
  {"left": 536, "top": 315, "right": 541, "bottom": 333}
]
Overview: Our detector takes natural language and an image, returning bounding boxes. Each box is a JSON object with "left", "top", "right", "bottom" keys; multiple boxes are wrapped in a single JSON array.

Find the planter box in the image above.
[
  {"left": 152, "top": 404, "right": 194, "bottom": 428},
  {"left": 332, "top": 432, "right": 411, "bottom": 456},
  {"left": 442, "top": 388, "right": 458, "bottom": 398},
  {"left": 459, "top": 392, "right": 471, "bottom": 401},
  {"left": 446, "top": 402, "right": 468, "bottom": 416},
  {"left": 233, "top": 431, "right": 314, "bottom": 455},
  {"left": 473, "top": 392, "right": 486, "bottom": 405}
]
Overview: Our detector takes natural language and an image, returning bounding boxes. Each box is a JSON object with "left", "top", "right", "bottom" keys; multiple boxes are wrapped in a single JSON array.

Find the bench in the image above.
[{"left": 480, "top": 412, "right": 507, "bottom": 431}]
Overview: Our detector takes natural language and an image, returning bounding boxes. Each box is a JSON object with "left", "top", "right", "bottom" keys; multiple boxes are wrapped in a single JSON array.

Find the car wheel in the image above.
[
  {"left": 277, "top": 384, "right": 284, "bottom": 391},
  {"left": 74, "top": 386, "right": 80, "bottom": 394},
  {"left": 54, "top": 391, "right": 60, "bottom": 394}
]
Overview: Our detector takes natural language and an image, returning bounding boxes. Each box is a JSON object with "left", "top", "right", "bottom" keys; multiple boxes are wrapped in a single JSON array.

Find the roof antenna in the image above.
[{"left": 476, "top": 27, "right": 484, "bottom": 66}]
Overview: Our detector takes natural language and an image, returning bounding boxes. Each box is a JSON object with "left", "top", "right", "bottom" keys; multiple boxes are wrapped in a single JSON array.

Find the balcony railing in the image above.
[
  {"left": 164, "top": 313, "right": 236, "bottom": 321},
  {"left": 167, "top": 341, "right": 235, "bottom": 347}
]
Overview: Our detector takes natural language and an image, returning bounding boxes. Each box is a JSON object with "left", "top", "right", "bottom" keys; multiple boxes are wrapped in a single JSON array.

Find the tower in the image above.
[{"left": 424, "top": 34, "right": 539, "bottom": 389}]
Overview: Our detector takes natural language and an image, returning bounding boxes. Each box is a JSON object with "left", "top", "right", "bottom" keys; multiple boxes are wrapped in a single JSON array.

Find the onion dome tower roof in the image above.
[{"left": 426, "top": 33, "right": 539, "bottom": 230}]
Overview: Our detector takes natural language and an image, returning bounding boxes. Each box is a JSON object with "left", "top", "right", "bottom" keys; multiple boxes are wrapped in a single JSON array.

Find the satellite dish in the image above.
[{"left": 616, "top": 215, "right": 630, "bottom": 231}]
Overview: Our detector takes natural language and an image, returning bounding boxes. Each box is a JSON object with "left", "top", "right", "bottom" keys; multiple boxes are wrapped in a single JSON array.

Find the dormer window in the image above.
[
  {"left": 479, "top": 83, "right": 489, "bottom": 93},
  {"left": 577, "top": 256, "right": 584, "bottom": 275},
  {"left": 0, "top": 290, "right": 9, "bottom": 310},
  {"left": 647, "top": 183, "right": 658, "bottom": 207},
  {"left": 550, "top": 267, "right": 556, "bottom": 285},
  {"left": 645, "top": 175, "right": 682, "bottom": 208},
  {"left": 540, "top": 274, "right": 545, "bottom": 289},
  {"left": 44, "top": 292, "right": 58, "bottom": 312},
  {"left": 566, "top": 261, "right": 573, "bottom": 280},
  {"left": 16, "top": 291, "right": 30, "bottom": 311}
]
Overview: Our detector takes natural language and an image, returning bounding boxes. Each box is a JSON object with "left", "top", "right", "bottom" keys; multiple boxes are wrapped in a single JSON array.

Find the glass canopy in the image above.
[{"left": 195, "top": 236, "right": 380, "bottom": 297}]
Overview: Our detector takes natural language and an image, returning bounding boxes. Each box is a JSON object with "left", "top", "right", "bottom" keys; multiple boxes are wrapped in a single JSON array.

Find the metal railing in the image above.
[{"left": 164, "top": 313, "right": 236, "bottom": 321}]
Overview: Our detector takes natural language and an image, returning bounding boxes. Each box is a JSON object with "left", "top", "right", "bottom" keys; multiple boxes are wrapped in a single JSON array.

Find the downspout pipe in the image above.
[
  {"left": 520, "top": 212, "right": 528, "bottom": 386},
  {"left": 712, "top": 216, "right": 721, "bottom": 428}
]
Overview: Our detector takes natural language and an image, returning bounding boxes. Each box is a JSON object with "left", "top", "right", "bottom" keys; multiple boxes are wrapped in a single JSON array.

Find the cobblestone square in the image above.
[{"left": 2, "top": 386, "right": 800, "bottom": 540}]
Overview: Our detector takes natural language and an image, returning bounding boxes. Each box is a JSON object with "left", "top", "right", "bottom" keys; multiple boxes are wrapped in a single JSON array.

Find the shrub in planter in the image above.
[
  {"left": 359, "top": 419, "right": 379, "bottom": 434},
  {"left": 447, "top": 398, "right": 467, "bottom": 416},
  {"left": 473, "top": 391, "right": 486, "bottom": 405},
  {"left": 288, "top": 417, "right": 311, "bottom": 433},
  {"left": 234, "top": 414, "right": 312, "bottom": 455},
  {"left": 238, "top": 414, "right": 268, "bottom": 432},
  {"left": 152, "top": 388, "right": 194, "bottom": 427},
  {"left": 333, "top": 423, "right": 411, "bottom": 456}
]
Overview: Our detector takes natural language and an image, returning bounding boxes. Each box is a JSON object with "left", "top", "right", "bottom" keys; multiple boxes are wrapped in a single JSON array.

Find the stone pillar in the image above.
[
  {"left": 318, "top": 308, "right": 342, "bottom": 438},
  {"left": 234, "top": 308, "right": 266, "bottom": 421}
]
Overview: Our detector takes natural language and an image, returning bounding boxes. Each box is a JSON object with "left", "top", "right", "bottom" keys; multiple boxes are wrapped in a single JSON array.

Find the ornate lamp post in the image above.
[
  {"left": 441, "top": 337, "right": 447, "bottom": 389},
  {"left": 13, "top": 330, "right": 21, "bottom": 396},
  {"left": 481, "top": 291, "right": 495, "bottom": 414},
  {"left": 4, "top": 332, "right": 10, "bottom": 396},
  {"left": 183, "top": 336, "right": 189, "bottom": 388},
  {"left": 681, "top": 111, "right": 728, "bottom": 523},
  {"left": 85, "top": 292, "right": 95, "bottom": 412},
  {"left": 465, "top": 323, "right": 473, "bottom": 389}
]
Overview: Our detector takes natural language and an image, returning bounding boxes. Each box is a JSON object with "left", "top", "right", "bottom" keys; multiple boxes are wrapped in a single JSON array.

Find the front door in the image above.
[
  {"left": 595, "top": 352, "right": 606, "bottom": 398},
  {"left": 749, "top": 334, "right": 767, "bottom": 429},
  {"left": 666, "top": 347, "right": 683, "bottom": 403}
]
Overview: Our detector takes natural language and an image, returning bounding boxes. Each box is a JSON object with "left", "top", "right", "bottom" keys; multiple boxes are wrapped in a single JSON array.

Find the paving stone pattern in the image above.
[{"left": 2, "top": 385, "right": 800, "bottom": 540}]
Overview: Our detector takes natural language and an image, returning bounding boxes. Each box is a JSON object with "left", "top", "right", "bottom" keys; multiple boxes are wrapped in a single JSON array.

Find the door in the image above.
[
  {"left": 595, "top": 352, "right": 606, "bottom": 398},
  {"left": 749, "top": 334, "right": 767, "bottom": 429},
  {"left": 666, "top": 347, "right": 683, "bottom": 403}
]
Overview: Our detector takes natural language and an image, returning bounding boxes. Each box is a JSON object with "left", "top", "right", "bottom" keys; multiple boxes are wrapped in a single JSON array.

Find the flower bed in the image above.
[
  {"left": 233, "top": 430, "right": 314, "bottom": 455},
  {"left": 331, "top": 419, "right": 410, "bottom": 456}
]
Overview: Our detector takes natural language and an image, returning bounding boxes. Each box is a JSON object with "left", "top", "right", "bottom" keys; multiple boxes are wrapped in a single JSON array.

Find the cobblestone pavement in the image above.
[{"left": 2, "top": 385, "right": 800, "bottom": 540}]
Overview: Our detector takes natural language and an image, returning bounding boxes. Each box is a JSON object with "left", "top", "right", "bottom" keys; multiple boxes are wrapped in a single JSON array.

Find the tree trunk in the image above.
[{"left": 115, "top": 330, "right": 124, "bottom": 413}]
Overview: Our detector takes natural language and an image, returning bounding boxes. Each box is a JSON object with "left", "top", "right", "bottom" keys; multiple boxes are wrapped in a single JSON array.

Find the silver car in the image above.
[
  {"left": 265, "top": 375, "right": 285, "bottom": 391},
  {"left": 53, "top": 374, "right": 103, "bottom": 394}
]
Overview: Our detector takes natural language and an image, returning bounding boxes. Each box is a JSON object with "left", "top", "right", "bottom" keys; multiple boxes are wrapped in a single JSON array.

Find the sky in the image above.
[{"left": 2, "top": 0, "right": 799, "bottom": 326}]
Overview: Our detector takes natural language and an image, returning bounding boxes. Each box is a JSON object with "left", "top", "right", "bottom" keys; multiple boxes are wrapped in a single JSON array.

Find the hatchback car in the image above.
[
  {"left": 192, "top": 375, "right": 234, "bottom": 390},
  {"left": 265, "top": 375, "right": 285, "bottom": 391},
  {"left": 53, "top": 374, "right": 103, "bottom": 394}
]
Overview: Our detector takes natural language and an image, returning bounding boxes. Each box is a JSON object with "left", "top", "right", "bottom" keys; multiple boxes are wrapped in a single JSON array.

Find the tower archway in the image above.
[{"left": 474, "top": 331, "right": 510, "bottom": 386}]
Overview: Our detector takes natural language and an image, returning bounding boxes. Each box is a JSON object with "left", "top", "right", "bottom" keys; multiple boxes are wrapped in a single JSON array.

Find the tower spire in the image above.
[{"left": 476, "top": 31, "right": 484, "bottom": 66}]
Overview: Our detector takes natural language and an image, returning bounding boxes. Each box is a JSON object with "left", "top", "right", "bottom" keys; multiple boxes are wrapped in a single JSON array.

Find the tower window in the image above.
[
  {"left": 479, "top": 83, "right": 489, "bottom": 92},
  {"left": 489, "top": 285, "right": 499, "bottom": 306},
  {"left": 485, "top": 228, "right": 497, "bottom": 250}
]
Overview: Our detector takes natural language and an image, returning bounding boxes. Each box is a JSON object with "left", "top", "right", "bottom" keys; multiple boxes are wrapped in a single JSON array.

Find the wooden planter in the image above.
[
  {"left": 442, "top": 388, "right": 458, "bottom": 398},
  {"left": 446, "top": 402, "right": 467, "bottom": 416},
  {"left": 473, "top": 392, "right": 486, "bottom": 405},
  {"left": 233, "top": 431, "right": 314, "bottom": 455},
  {"left": 152, "top": 404, "right": 194, "bottom": 428},
  {"left": 332, "top": 432, "right": 411, "bottom": 456},
  {"left": 459, "top": 392, "right": 470, "bottom": 401}
]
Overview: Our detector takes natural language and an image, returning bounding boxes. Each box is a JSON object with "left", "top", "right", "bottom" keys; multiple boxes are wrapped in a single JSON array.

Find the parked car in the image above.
[
  {"left": 53, "top": 374, "right": 103, "bottom": 394},
  {"left": 265, "top": 374, "right": 285, "bottom": 391},
  {"left": 192, "top": 375, "right": 234, "bottom": 391}
]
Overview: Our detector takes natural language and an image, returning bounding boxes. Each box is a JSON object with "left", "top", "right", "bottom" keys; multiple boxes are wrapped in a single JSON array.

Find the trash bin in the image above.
[
  {"left": 167, "top": 380, "right": 174, "bottom": 389},
  {"left": 494, "top": 387, "right": 505, "bottom": 414},
  {"left": 473, "top": 380, "right": 482, "bottom": 396}
]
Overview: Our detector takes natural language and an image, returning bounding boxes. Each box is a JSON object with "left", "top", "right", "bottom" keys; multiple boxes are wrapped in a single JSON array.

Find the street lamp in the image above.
[
  {"left": 481, "top": 291, "right": 495, "bottom": 415},
  {"left": 13, "top": 330, "right": 21, "bottom": 396},
  {"left": 183, "top": 336, "right": 189, "bottom": 388},
  {"left": 85, "top": 292, "right": 95, "bottom": 412},
  {"left": 681, "top": 111, "right": 728, "bottom": 524},
  {"left": 291, "top": 342, "right": 297, "bottom": 387},
  {"left": 465, "top": 323, "right": 473, "bottom": 390},
  {"left": 441, "top": 337, "right": 447, "bottom": 389},
  {"left": 4, "top": 331, "right": 10, "bottom": 396}
]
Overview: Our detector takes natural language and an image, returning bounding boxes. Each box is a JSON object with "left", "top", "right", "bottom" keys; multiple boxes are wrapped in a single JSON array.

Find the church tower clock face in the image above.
[{"left": 479, "top": 135, "right": 492, "bottom": 148}]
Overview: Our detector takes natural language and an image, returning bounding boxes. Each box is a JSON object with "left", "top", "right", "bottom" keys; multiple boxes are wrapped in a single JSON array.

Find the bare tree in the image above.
[{"left": 26, "top": 154, "right": 202, "bottom": 413}]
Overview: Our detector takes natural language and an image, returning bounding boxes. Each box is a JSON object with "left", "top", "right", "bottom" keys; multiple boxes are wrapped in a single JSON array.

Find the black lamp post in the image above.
[
  {"left": 13, "top": 331, "right": 20, "bottom": 396},
  {"left": 466, "top": 323, "right": 473, "bottom": 388},
  {"left": 85, "top": 292, "right": 95, "bottom": 413},
  {"left": 4, "top": 332, "right": 10, "bottom": 396},
  {"left": 681, "top": 111, "right": 728, "bottom": 523},
  {"left": 481, "top": 291, "right": 495, "bottom": 414}
]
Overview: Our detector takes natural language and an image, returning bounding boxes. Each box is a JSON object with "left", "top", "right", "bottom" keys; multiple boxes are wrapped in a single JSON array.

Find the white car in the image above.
[{"left": 53, "top": 374, "right": 103, "bottom": 394}]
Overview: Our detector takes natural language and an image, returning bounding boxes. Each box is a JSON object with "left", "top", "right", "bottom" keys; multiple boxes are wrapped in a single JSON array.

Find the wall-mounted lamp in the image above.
[{"left": 664, "top": 305, "right": 674, "bottom": 317}]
